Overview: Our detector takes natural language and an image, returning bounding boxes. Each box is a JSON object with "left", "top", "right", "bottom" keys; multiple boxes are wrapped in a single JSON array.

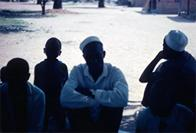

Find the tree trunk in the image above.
[
  {"left": 41, "top": 0, "right": 46, "bottom": 15},
  {"left": 53, "top": 0, "right": 62, "bottom": 9},
  {"left": 152, "top": 0, "right": 156, "bottom": 9},
  {"left": 37, "top": 0, "right": 42, "bottom": 4},
  {"left": 98, "top": 0, "right": 105, "bottom": 8},
  {"left": 187, "top": 0, "right": 190, "bottom": 15}
]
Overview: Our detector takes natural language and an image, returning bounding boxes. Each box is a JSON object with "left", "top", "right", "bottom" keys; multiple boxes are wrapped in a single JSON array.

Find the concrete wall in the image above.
[
  {"left": 154, "top": 0, "right": 196, "bottom": 14},
  {"left": 180, "top": 0, "right": 196, "bottom": 14},
  {"left": 156, "top": 0, "right": 179, "bottom": 14},
  {"left": 134, "top": 0, "right": 146, "bottom": 7},
  {"left": 190, "top": 0, "right": 196, "bottom": 13}
]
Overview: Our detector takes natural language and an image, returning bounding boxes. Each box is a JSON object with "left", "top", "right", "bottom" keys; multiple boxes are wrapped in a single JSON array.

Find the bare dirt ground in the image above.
[{"left": 0, "top": 1, "right": 196, "bottom": 132}]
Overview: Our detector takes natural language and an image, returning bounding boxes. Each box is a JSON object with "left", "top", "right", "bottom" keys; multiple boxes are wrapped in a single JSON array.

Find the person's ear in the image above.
[
  {"left": 23, "top": 73, "right": 30, "bottom": 81},
  {"left": 58, "top": 50, "right": 61, "bottom": 56},
  {"left": 103, "top": 51, "right": 106, "bottom": 58},
  {"left": 26, "top": 73, "right": 30, "bottom": 81},
  {"left": 83, "top": 54, "right": 87, "bottom": 61},
  {"left": 44, "top": 48, "right": 46, "bottom": 54}
]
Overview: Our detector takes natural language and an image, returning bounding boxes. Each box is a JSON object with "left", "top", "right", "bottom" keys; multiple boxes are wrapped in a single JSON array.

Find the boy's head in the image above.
[
  {"left": 6, "top": 58, "right": 30, "bottom": 84},
  {"left": 44, "top": 37, "right": 62, "bottom": 60}
]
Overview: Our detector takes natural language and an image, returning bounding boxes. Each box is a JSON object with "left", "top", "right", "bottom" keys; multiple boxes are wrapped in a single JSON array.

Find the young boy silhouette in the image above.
[{"left": 34, "top": 37, "right": 68, "bottom": 131}]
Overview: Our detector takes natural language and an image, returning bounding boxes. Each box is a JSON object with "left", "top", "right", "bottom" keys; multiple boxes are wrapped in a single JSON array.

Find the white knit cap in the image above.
[
  {"left": 80, "top": 36, "right": 102, "bottom": 51},
  {"left": 165, "top": 30, "right": 188, "bottom": 52}
]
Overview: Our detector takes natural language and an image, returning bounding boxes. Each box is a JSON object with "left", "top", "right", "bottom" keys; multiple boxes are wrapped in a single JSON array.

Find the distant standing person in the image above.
[
  {"left": 139, "top": 30, "right": 196, "bottom": 112},
  {"left": 34, "top": 37, "right": 68, "bottom": 131},
  {"left": 60, "top": 36, "right": 128, "bottom": 132},
  {"left": 0, "top": 58, "right": 45, "bottom": 132}
]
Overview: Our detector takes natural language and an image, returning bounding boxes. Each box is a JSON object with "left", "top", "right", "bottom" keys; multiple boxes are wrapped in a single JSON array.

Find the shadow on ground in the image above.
[
  {"left": 167, "top": 16, "right": 196, "bottom": 23},
  {"left": 0, "top": 25, "right": 33, "bottom": 33},
  {"left": 0, "top": 16, "right": 35, "bottom": 33},
  {"left": 119, "top": 103, "right": 142, "bottom": 132},
  {"left": 0, "top": 10, "right": 55, "bottom": 18},
  {"left": 0, "top": 9, "right": 56, "bottom": 33},
  {"left": 135, "top": 10, "right": 157, "bottom": 15},
  {"left": 136, "top": 10, "right": 196, "bottom": 23}
]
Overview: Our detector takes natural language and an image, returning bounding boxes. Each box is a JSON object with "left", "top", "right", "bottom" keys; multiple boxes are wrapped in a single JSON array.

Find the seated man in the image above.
[
  {"left": 34, "top": 37, "right": 68, "bottom": 131},
  {"left": 60, "top": 36, "right": 128, "bottom": 132},
  {"left": 139, "top": 30, "right": 196, "bottom": 112},
  {"left": 0, "top": 58, "right": 45, "bottom": 132},
  {"left": 136, "top": 79, "right": 194, "bottom": 132}
]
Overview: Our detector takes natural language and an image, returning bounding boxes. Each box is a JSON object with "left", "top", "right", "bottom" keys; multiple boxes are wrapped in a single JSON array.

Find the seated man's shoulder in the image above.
[
  {"left": 28, "top": 82, "right": 45, "bottom": 97},
  {"left": 57, "top": 60, "right": 68, "bottom": 70},
  {"left": 35, "top": 60, "right": 46, "bottom": 70},
  {"left": 36, "top": 60, "right": 67, "bottom": 71},
  {"left": 73, "top": 63, "right": 86, "bottom": 71},
  {"left": 105, "top": 63, "right": 120, "bottom": 71},
  {"left": 0, "top": 83, "right": 8, "bottom": 92},
  {"left": 66, "top": 64, "right": 86, "bottom": 77},
  {"left": 174, "top": 104, "right": 193, "bottom": 116},
  {"left": 57, "top": 60, "right": 67, "bottom": 66},
  {"left": 105, "top": 63, "right": 125, "bottom": 76},
  {"left": 183, "top": 51, "right": 196, "bottom": 61}
]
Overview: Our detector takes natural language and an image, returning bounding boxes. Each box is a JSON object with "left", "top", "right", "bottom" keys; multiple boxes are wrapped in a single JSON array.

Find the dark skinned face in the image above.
[
  {"left": 163, "top": 40, "right": 182, "bottom": 60},
  {"left": 83, "top": 42, "right": 105, "bottom": 81},
  {"left": 6, "top": 58, "right": 30, "bottom": 87},
  {"left": 44, "top": 38, "right": 61, "bottom": 60},
  {"left": 44, "top": 46, "right": 61, "bottom": 60}
]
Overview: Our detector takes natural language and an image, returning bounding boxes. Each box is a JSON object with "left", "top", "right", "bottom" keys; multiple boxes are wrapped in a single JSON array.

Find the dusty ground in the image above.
[{"left": 0, "top": 1, "right": 196, "bottom": 132}]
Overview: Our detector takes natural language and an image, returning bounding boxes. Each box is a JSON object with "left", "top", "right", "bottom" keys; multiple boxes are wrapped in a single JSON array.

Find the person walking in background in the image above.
[
  {"left": 60, "top": 36, "right": 128, "bottom": 132},
  {"left": 0, "top": 58, "right": 45, "bottom": 132},
  {"left": 34, "top": 37, "right": 68, "bottom": 131},
  {"left": 139, "top": 30, "right": 196, "bottom": 112}
]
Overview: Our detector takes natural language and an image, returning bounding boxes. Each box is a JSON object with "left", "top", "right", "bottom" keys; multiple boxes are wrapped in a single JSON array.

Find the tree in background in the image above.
[
  {"left": 98, "top": 0, "right": 105, "bottom": 8},
  {"left": 53, "top": 0, "right": 62, "bottom": 9},
  {"left": 37, "top": 0, "right": 62, "bottom": 9},
  {"left": 37, "top": 0, "right": 42, "bottom": 4},
  {"left": 41, "top": 0, "right": 47, "bottom": 15}
]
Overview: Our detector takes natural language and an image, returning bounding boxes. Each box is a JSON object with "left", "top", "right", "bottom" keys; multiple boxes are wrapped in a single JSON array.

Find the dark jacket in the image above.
[
  {"left": 142, "top": 51, "right": 196, "bottom": 112},
  {"left": 34, "top": 59, "right": 68, "bottom": 113}
]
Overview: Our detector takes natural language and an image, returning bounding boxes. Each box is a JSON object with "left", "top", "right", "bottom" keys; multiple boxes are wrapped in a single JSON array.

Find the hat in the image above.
[
  {"left": 80, "top": 36, "right": 102, "bottom": 51},
  {"left": 165, "top": 30, "right": 188, "bottom": 52}
]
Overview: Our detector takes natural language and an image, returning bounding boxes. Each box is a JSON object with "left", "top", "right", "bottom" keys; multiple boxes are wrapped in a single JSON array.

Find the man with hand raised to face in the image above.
[
  {"left": 140, "top": 30, "right": 196, "bottom": 113},
  {"left": 138, "top": 30, "right": 195, "bottom": 132},
  {"left": 60, "top": 36, "right": 128, "bottom": 132}
]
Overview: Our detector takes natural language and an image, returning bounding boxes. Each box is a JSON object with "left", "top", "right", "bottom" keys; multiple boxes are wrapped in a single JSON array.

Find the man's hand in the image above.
[
  {"left": 75, "top": 87, "right": 95, "bottom": 98},
  {"left": 139, "top": 50, "right": 164, "bottom": 82}
]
